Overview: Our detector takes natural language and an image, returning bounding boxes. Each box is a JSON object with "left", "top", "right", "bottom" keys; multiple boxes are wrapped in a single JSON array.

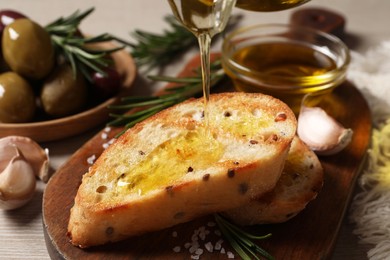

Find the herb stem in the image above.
[
  {"left": 108, "top": 58, "right": 225, "bottom": 133},
  {"left": 214, "top": 214, "right": 274, "bottom": 260},
  {"left": 45, "top": 7, "right": 132, "bottom": 80}
]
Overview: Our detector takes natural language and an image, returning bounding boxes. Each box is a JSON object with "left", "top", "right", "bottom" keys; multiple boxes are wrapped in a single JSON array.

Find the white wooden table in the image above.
[{"left": 1, "top": 0, "right": 389, "bottom": 259}]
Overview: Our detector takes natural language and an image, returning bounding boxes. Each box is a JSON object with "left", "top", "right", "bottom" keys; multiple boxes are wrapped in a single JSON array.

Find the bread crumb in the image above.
[
  {"left": 172, "top": 231, "right": 178, "bottom": 237},
  {"left": 173, "top": 246, "right": 181, "bottom": 253}
]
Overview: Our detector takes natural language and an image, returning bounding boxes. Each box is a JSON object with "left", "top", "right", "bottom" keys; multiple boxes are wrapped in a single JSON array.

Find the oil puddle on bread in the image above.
[{"left": 98, "top": 103, "right": 285, "bottom": 199}]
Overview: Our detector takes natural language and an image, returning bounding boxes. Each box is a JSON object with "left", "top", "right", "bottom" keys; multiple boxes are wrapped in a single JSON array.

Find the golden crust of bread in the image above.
[
  {"left": 67, "top": 92, "right": 297, "bottom": 247},
  {"left": 223, "top": 136, "right": 324, "bottom": 225}
]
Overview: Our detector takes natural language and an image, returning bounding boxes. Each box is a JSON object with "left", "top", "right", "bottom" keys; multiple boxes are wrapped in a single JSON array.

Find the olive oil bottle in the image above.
[{"left": 167, "top": 0, "right": 235, "bottom": 38}]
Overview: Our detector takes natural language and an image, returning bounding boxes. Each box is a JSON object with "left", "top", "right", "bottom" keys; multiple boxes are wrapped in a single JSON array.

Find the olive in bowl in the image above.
[
  {"left": 0, "top": 72, "right": 36, "bottom": 123},
  {"left": 90, "top": 66, "right": 122, "bottom": 100},
  {"left": 2, "top": 18, "right": 54, "bottom": 80},
  {"left": 40, "top": 64, "right": 88, "bottom": 117},
  {"left": 0, "top": 9, "right": 27, "bottom": 34}
]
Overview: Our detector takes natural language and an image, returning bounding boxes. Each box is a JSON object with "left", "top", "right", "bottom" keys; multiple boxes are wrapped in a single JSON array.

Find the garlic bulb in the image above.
[
  {"left": 0, "top": 136, "right": 49, "bottom": 210},
  {"left": 297, "top": 106, "right": 353, "bottom": 156},
  {"left": 0, "top": 136, "right": 49, "bottom": 182},
  {"left": 0, "top": 146, "right": 36, "bottom": 210}
]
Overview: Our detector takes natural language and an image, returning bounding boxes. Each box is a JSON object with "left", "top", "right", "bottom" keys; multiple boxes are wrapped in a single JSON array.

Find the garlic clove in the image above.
[
  {"left": 0, "top": 136, "right": 49, "bottom": 182},
  {"left": 0, "top": 146, "right": 36, "bottom": 210},
  {"left": 0, "top": 144, "right": 19, "bottom": 170},
  {"left": 297, "top": 106, "right": 353, "bottom": 156}
]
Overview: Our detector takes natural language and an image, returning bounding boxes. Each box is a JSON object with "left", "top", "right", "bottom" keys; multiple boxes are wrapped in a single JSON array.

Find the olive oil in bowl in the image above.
[
  {"left": 222, "top": 24, "right": 350, "bottom": 114},
  {"left": 235, "top": 0, "right": 311, "bottom": 12}
]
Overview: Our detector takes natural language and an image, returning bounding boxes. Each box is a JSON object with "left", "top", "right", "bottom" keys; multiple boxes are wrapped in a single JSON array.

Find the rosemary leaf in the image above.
[
  {"left": 217, "top": 219, "right": 253, "bottom": 260},
  {"left": 220, "top": 214, "right": 272, "bottom": 240},
  {"left": 77, "top": 62, "right": 93, "bottom": 82},
  {"left": 45, "top": 8, "right": 95, "bottom": 33},
  {"left": 72, "top": 47, "right": 106, "bottom": 60},
  {"left": 129, "top": 14, "right": 241, "bottom": 70},
  {"left": 214, "top": 214, "right": 274, "bottom": 260},
  {"left": 109, "top": 96, "right": 178, "bottom": 110},
  {"left": 148, "top": 75, "right": 203, "bottom": 84},
  {"left": 77, "top": 54, "right": 106, "bottom": 74},
  {"left": 107, "top": 58, "right": 224, "bottom": 133},
  {"left": 62, "top": 49, "right": 78, "bottom": 79},
  {"left": 113, "top": 103, "right": 174, "bottom": 137},
  {"left": 240, "top": 242, "right": 262, "bottom": 260},
  {"left": 129, "top": 16, "right": 197, "bottom": 70},
  {"left": 117, "top": 96, "right": 161, "bottom": 102},
  {"left": 45, "top": 7, "right": 132, "bottom": 80}
]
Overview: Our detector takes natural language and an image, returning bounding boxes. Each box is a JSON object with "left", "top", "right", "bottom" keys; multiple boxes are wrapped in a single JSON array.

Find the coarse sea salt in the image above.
[
  {"left": 102, "top": 138, "right": 116, "bottom": 149},
  {"left": 87, "top": 154, "right": 96, "bottom": 165},
  {"left": 215, "top": 239, "right": 224, "bottom": 250},
  {"left": 195, "top": 248, "right": 204, "bottom": 255},
  {"left": 174, "top": 224, "right": 233, "bottom": 259},
  {"left": 189, "top": 245, "right": 199, "bottom": 254},
  {"left": 204, "top": 242, "right": 213, "bottom": 252},
  {"left": 227, "top": 251, "right": 235, "bottom": 258},
  {"left": 101, "top": 132, "right": 108, "bottom": 140}
]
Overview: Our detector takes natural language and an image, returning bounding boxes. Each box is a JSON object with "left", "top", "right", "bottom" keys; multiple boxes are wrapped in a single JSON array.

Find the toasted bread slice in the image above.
[
  {"left": 224, "top": 136, "right": 323, "bottom": 225},
  {"left": 67, "top": 92, "right": 297, "bottom": 247}
]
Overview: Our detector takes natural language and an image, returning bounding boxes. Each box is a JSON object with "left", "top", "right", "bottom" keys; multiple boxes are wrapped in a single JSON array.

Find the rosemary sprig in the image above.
[
  {"left": 45, "top": 7, "right": 131, "bottom": 81},
  {"left": 214, "top": 214, "right": 274, "bottom": 260},
  {"left": 108, "top": 59, "right": 225, "bottom": 136},
  {"left": 129, "top": 14, "right": 242, "bottom": 71},
  {"left": 129, "top": 15, "right": 196, "bottom": 71}
]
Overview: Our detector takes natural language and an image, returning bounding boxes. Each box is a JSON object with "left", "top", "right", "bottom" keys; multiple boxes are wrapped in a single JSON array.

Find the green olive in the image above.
[
  {"left": 2, "top": 18, "right": 54, "bottom": 80},
  {"left": 0, "top": 55, "right": 10, "bottom": 73},
  {"left": 0, "top": 72, "right": 36, "bottom": 123},
  {"left": 41, "top": 64, "right": 88, "bottom": 117}
]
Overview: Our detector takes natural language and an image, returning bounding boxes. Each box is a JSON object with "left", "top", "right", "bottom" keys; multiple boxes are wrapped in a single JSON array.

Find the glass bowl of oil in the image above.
[{"left": 221, "top": 23, "right": 350, "bottom": 114}]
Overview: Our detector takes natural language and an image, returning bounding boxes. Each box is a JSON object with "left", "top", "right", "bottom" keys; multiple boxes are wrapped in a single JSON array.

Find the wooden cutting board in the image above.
[{"left": 42, "top": 52, "right": 372, "bottom": 259}]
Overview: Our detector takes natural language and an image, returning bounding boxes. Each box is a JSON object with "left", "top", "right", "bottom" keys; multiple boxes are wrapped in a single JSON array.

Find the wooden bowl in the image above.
[{"left": 0, "top": 42, "right": 137, "bottom": 143}]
